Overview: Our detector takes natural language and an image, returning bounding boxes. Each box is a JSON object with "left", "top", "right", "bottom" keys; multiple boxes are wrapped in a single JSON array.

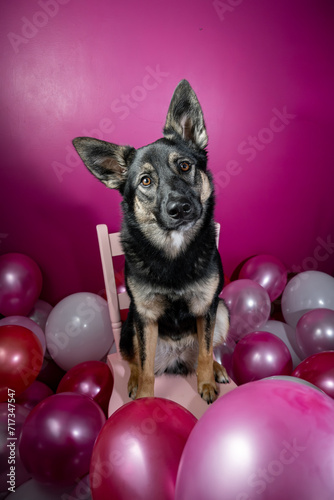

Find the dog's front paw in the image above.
[
  {"left": 198, "top": 381, "right": 218, "bottom": 404},
  {"left": 128, "top": 376, "right": 138, "bottom": 400},
  {"left": 213, "top": 360, "right": 230, "bottom": 384}
]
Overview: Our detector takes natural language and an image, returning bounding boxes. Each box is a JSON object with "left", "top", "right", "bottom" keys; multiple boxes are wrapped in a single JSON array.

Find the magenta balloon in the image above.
[
  {"left": 239, "top": 255, "right": 288, "bottom": 301},
  {"left": 221, "top": 279, "right": 271, "bottom": 345},
  {"left": 0, "top": 253, "right": 42, "bottom": 317},
  {"left": 19, "top": 393, "right": 106, "bottom": 485},
  {"left": 175, "top": 379, "right": 334, "bottom": 500},
  {"left": 296, "top": 308, "right": 334, "bottom": 358},
  {"left": 0, "top": 403, "right": 31, "bottom": 491},
  {"left": 90, "top": 398, "right": 197, "bottom": 500},
  {"left": 292, "top": 351, "right": 334, "bottom": 399},
  {"left": 0, "top": 315, "right": 46, "bottom": 355},
  {"left": 57, "top": 361, "right": 114, "bottom": 415},
  {"left": 232, "top": 331, "right": 292, "bottom": 385},
  {"left": 16, "top": 380, "right": 53, "bottom": 410}
]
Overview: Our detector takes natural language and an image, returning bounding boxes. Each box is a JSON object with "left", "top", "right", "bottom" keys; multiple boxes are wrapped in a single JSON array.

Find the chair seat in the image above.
[{"left": 107, "top": 353, "right": 237, "bottom": 419}]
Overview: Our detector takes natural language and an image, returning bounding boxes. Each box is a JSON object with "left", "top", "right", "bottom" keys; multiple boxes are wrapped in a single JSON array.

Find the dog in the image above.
[{"left": 73, "top": 80, "right": 230, "bottom": 404}]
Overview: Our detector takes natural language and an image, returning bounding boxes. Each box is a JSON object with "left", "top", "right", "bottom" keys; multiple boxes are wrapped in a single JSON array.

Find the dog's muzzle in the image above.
[{"left": 165, "top": 195, "right": 202, "bottom": 228}]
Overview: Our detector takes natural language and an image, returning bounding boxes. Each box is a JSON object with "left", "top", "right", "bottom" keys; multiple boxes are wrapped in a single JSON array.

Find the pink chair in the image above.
[{"left": 97, "top": 223, "right": 236, "bottom": 419}]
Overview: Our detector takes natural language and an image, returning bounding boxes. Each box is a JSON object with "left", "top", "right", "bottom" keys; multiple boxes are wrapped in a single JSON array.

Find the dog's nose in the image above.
[{"left": 167, "top": 198, "right": 192, "bottom": 220}]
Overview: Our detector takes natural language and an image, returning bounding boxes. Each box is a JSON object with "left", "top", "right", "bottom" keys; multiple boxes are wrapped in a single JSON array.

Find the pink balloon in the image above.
[
  {"left": 232, "top": 331, "right": 292, "bottom": 385},
  {"left": 90, "top": 398, "right": 197, "bottom": 500},
  {"left": 57, "top": 360, "right": 114, "bottom": 415},
  {"left": 296, "top": 308, "right": 334, "bottom": 358},
  {"left": 0, "top": 253, "right": 42, "bottom": 317},
  {"left": 19, "top": 393, "right": 106, "bottom": 485},
  {"left": 292, "top": 351, "right": 334, "bottom": 399},
  {"left": 175, "top": 379, "right": 334, "bottom": 500},
  {"left": 0, "top": 315, "right": 46, "bottom": 355},
  {"left": 0, "top": 404, "right": 31, "bottom": 491},
  {"left": 239, "top": 254, "right": 288, "bottom": 301},
  {"left": 16, "top": 380, "right": 53, "bottom": 410},
  {"left": 28, "top": 299, "right": 53, "bottom": 331},
  {"left": 220, "top": 279, "right": 271, "bottom": 345}
]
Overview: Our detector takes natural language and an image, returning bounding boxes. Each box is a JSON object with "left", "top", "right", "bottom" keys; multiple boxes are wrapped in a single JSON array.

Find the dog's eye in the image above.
[
  {"left": 179, "top": 161, "right": 191, "bottom": 172},
  {"left": 141, "top": 176, "right": 151, "bottom": 187}
]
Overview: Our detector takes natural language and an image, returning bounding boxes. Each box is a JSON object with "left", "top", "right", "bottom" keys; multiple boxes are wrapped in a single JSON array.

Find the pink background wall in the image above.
[{"left": 1, "top": 0, "right": 334, "bottom": 305}]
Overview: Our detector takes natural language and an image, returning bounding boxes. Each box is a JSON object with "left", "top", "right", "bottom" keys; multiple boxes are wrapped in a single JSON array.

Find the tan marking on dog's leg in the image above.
[
  {"left": 136, "top": 322, "right": 159, "bottom": 399},
  {"left": 213, "top": 360, "right": 229, "bottom": 384},
  {"left": 196, "top": 317, "right": 218, "bottom": 404}
]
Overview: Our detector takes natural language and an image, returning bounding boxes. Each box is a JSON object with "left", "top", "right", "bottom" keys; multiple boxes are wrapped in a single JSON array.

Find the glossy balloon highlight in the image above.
[
  {"left": 175, "top": 379, "right": 334, "bottom": 500},
  {"left": 90, "top": 398, "right": 197, "bottom": 500}
]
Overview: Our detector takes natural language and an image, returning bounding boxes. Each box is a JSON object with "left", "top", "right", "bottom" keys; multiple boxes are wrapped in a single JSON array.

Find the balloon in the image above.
[
  {"left": 220, "top": 279, "right": 271, "bottom": 345},
  {"left": 258, "top": 319, "right": 303, "bottom": 368},
  {"left": 296, "top": 308, "right": 334, "bottom": 358},
  {"left": 281, "top": 271, "right": 334, "bottom": 327},
  {"left": 292, "top": 351, "right": 334, "bottom": 399},
  {"left": 0, "top": 315, "right": 46, "bottom": 355},
  {"left": 175, "top": 379, "right": 334, "bottom": 500},
  {"left": 28, "top": 299, "right": 53, "bottom": 331},
  {"left": 16, "top": 380, "right": 53, "bottom": 410},
  {"left": 0, "top": 404, "right": 31, "bottom": 492},
  {"left": 239, "top": 254, "right": 287, "bottom": 301},
  {"left": 57, "top": 360, "right": 114, "bottom": 415},
  {"left": 19, "top": 393, "right": 106, "bottom": 485},
  {"left": 45, "top": 293, "right": 114, "bottom": 371},
  {"left": 264, "top": 375, "right": 325, "bottom": 394},
  {"left": 0, "top": 253, "right": 42, "bottom": 317},
  {"left": 90, "top": 398, "right": 197, "bottom": 500},
  {"left": 0, "top": 325, "right": 44, "bottom": 402},
  {"left": 232, "top": 331, "right": 292, "bottom": 385}
]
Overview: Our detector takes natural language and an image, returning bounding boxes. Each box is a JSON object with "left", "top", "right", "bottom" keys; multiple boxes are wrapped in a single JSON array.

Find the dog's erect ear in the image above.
[
  {"left": 72, "top": 137, "right": 135, "bottom": 192},
  {"left": 163, "top": 80, "right": 208, "bottom": 149}
]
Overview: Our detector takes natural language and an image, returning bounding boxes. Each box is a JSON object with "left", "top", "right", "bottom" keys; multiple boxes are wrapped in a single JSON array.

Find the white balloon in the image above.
[
  {"left": 281, "top": 271, "right": 334, "bottom": 327},
  {"left": 45, "top": 292, "right": 114, "bottom": 371},
  {"left": 258, "top": 320, "right": 303, "bottom": 368}
]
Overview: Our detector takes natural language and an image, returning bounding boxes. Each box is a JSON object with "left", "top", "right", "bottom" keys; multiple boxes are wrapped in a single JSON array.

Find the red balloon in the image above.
[
  {"left": 90, "top": 398, "right": 197, "bottom": 500},
  {"left": 0, "top": 325, "right": 44, "bottom": 402},
  {"left": 0, "top": 253, "right": 42, "bottom": 316},
  {"left": 57, "top": 360, "right": 114, "bottom": 415},
  {"left": 292, "top": 351, "right": 334, "bottom": 399},
  {"left": 232, "top": 331, "right": 293, "bottom": 385},
  {"left": 19, "top": 393, "right": 106, "bottom": 485}
]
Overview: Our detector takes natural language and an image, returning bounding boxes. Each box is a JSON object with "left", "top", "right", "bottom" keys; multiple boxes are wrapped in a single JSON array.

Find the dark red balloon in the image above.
[
  {"left": 19, "top": 393, "right": 106, "bottom": 485},
  {"left": 0, "top": 325, "right": 44, "bottom": 402},
  {"left": 57, "top": 360, "right": 114, "bottom": 415},
  {"left": 292, "top": 351, "right": 334, "bottom": 399},
  {"left": 16, "top": 380, "right": 53, "bottom": 410},
  {"left": 0, "top": 253, "right": 42, "bottom": 316},
  {"left": 90, "top": 398, "right": 197, "bottom": 500},
  {"left": 232, "top": 331, "right": 293, "bottom": 385}
]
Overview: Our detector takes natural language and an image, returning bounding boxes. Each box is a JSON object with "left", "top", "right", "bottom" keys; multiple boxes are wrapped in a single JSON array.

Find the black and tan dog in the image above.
[{"left": 73, "top": 80, "right": 230, "bottom": 403}]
